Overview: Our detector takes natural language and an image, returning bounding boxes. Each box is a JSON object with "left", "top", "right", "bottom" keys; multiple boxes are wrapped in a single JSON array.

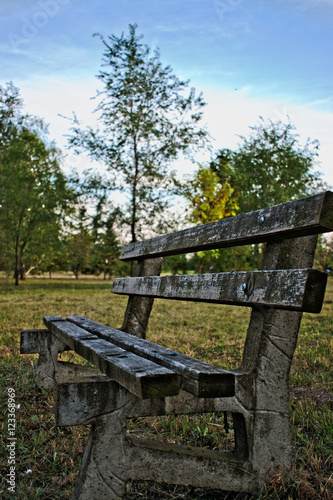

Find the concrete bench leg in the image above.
[
  {"left": 72, "top": 411, "right": 128, "bottom": 500},
  {"left": 20, "top": 329, "right": 69, "bottom": 389}
]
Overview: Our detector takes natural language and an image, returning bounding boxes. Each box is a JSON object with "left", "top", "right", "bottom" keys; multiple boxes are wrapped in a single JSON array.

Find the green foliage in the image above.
[
  {"left": 0, "top": 83, "right": 76, "bottom": 284},
  {"left": 187, "top": 245, "right": 262, "bottom": 274},
  {"left": 68, "top": 24, "right": 208, "bottom": 243},
  {"left": 315, "top": 236, "right": 333, "bottom": 273},
  {"left": 65, "top": 228, "right": 94, "bottom": 279},
  {"left": 91, "top": 215, "right": 122, "bottom": 279},
  {"left": 184, "top": 119, "right": 325, "bottom": 273},
  {"left": 0, "top": 123, "right": 73, "bottom": 285},
  {"left": 0, "top": 82, "right": 23, "bottom": 150},
  {"left": 183, "top": 164, "right": 238, "bottom": 225},
  {"left": 162, "top": 254, "right": 189, "bottom": 275},
  {"left": 224, "top": 118, "right": 323, "bottom": 213},
  {"left": 207, "top": 119, "right": 325, "bottom": 215}
]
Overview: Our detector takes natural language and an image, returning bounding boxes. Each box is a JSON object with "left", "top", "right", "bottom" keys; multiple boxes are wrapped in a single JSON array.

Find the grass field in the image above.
[{"left": 0, "top": 276, "right": 332, "bottom": 499}]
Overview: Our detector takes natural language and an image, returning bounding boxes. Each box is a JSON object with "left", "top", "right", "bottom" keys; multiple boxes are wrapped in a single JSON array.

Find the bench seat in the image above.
[{"left": 44, "top": 315, "right": 236, "bottom": 398}]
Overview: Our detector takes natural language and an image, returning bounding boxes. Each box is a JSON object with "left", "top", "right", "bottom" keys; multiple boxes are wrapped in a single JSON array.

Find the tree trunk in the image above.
[
  {"left": 73, "top": 267, "right": 80, "bottom": 279},
  {"left": 14, "top": 239, "right": 20, "bottom": 286},
  {"left": 198, "top": 256, "right": 205, "bottom": 274},
  {"left": 20, "top": 263, "right": 26, "bottom": 280},
  {"left": 130, "top": 136, "right": 139, "bottom": 277},
  {"left": 14, "top": 268, "right": 19, "bottom": 286}
]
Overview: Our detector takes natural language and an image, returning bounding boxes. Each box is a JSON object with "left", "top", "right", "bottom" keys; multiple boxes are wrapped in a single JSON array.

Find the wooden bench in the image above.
[{"left": 21, "top": 191, "right": 333, "bottom": 499}]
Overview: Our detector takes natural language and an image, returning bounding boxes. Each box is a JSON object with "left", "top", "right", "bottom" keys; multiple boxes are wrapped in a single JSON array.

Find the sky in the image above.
[{"left": 1, "top": 0, "right": 333, "bottom": 189}]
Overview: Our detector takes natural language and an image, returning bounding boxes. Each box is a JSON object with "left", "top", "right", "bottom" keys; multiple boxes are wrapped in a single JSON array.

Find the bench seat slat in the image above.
[
  {"left": 112, "top": 269, "right": 327, "bottom": 313},
  {"left": 43, "top": 316, "right": 180, "bottom": 399},
  {"left": 67, "top": 315, "right": 235, "bottom": 398},
  {"left": 120, "top": 191, "right": 333, "bottom": 261}
]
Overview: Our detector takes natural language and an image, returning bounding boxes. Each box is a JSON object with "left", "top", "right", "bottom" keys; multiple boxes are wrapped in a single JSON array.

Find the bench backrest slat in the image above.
[
  {"left": 112, "top": 269, "right": 327, "bottom": 313},
  {"left": 119, "top": 192, "right": 333, "bottom": 261}
]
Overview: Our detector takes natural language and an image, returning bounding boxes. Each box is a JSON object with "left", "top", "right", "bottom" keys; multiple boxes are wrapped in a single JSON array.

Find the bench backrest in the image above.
[{"left": 112, "top": 192, "right": 332, "bottom": 345}]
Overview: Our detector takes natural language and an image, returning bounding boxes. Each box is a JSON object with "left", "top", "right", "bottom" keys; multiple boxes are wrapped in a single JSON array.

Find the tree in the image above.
[
  {"left": 182, "top": 163, "right": 239, "bottom": 273},
  {"left": 63, "top": 206, "right": 94, "bottom": 279},
  {"left": 163, "top": 254, "right": 189, "bottom": 275},
  {"left": 91, "top": 215, "right": 121, "bottom": 279},
  {"left": 25, "top": 223, "right": 67, "bottom": 278},
  {"left": 184, "top": 164, "right": 238, "bottom": 225},
  {"left": 184, "top": 119, "right": 324, "bottom": 273},
  {"left": 0, "top": 125, "right": 73, "bottom": 285},
  {"left": 0, "top": 82, "right": 23, "bottom": 151},
  {"left": 68, "top": 24, "right": 207, "bottom": 248},
  {"left": 226, "top": 118, "right": 323, "bottom": 213},
  {"left": 66, "top": 229, "right": 94, "bottom": 279},
  {"left": 315, "top": 236, "right": 333, "bottom": 273}
]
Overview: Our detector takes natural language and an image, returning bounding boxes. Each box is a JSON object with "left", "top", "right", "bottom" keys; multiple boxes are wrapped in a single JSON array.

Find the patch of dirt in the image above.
[{"left": 290, "top": 387, "right": 333, "bottom": 407}]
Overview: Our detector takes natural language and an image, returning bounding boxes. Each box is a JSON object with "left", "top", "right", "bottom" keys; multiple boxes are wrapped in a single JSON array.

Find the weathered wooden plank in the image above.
[
  {"left": 67, "top": 315, "right": 235, "bottom": 397},
  {"left": 112, "top": 269, "right": 327, "bottom": 313},
  {"left": 120, "top": 191, "right": 333, "bottom": 260},
  {"left": 44, "top": 315, "right": 98, "bottom": 349},
  {"left": 43, "top": 316, "right": 180, "bottom": 399}
]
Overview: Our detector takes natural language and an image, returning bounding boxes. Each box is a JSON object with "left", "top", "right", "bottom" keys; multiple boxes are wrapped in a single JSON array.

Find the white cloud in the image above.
[
  {"left": 202, "top": 87, "right": 333, "bottom": 187},
  {"left": 15, "top": 76, "right": 333, "bottom": 190}
]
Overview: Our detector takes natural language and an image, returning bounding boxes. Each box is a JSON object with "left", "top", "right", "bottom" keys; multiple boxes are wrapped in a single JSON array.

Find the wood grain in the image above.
[
  {"left": 112, "top": 269, "right": 327, "bottom": 313},
  {"left": 67, "top": 315, "right": 235, "bottom": 398},
  {"left": 120, "top": 191, "right": 333, "bottom": 261},
  {"left": 44, "top": 316, "right": 180, "bottom": 399}
]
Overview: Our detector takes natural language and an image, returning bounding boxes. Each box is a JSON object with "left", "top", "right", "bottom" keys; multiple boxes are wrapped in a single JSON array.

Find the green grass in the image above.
[{"left": 0, "top": 277, "right": 332, "bottom": 499}]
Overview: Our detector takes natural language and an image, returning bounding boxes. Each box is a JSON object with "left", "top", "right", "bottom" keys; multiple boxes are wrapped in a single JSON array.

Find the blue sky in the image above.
[{"left": 1, "top": 0, "right": 333, "bottom": 186}]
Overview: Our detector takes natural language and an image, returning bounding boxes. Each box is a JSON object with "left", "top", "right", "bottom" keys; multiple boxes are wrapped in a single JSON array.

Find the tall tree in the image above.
[
  {"left": 0, "top": 126, "right": 73, "bottom": 285},
  {"left": 315, "top": 236, "right": 333, "bottom": 273},
  {"left": 224, "top": 118, "right": 323, "bottom": 213},
  {"left": 184, "top": 119, "right": 324, "bottom": 273},
  {"left": 92, "top": 215, "right": 121, "bottom": 279},
  {"left": 65, "top": 229, "right": 94, "bottom": 279},
  {"left": 63, "top": 206, "right": 94, "bottom": 279},
  {"left": 68, "top": 24, "right": 208, "bottom": 247},
  {"left": 0, "top": 82, "right": 23, "bottom": 151}
]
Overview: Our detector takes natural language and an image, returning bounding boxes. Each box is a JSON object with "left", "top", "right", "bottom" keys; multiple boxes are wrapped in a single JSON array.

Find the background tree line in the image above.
[{"left": 0, "top": 25, "right": 332, "bottom": 284}]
